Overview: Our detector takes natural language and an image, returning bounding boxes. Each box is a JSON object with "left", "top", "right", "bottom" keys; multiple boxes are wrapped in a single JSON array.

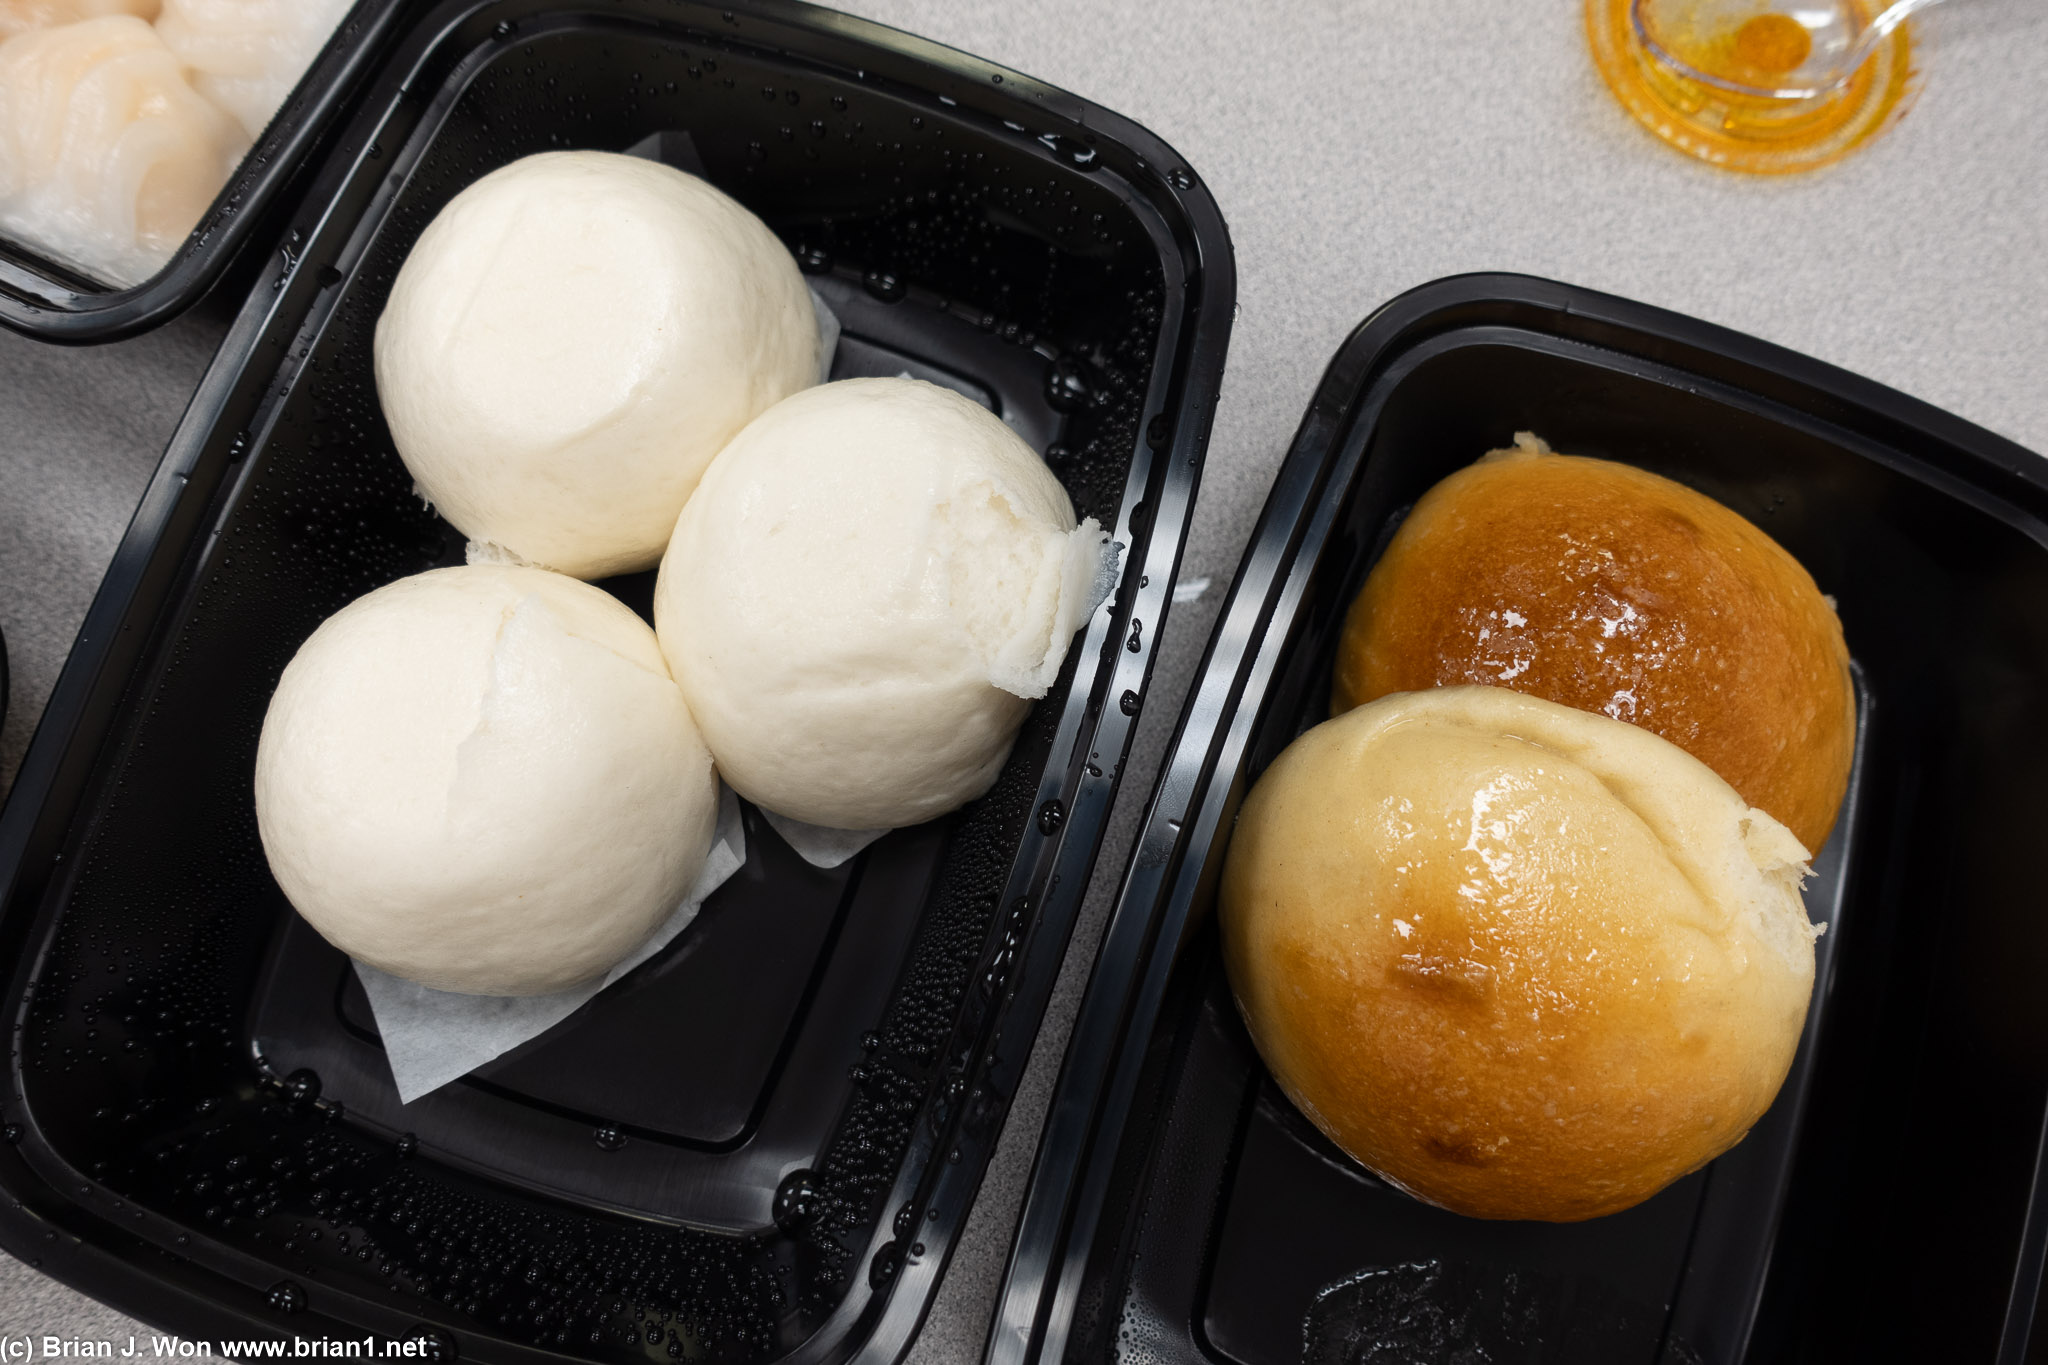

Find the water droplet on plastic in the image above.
[
  {"left": 1168, "top": 167, "right": 1194, "bottom": 190},
  {"left": 795, "top": 244, "right": 832, "bottom": 274},
  {"left": 407, "top": 1328, "right": 457, "bottom": 1363},
  {"left": 1037, "top": 799, "right": 1064, "bottom": 835},
  {"left": 267, "top": 1280, "right": 307, "bottom": 1314},
  {"left": 593, "top": 1125, "right": 627, "bottom": 1152},
  {"left": 282, "top": 1068, "right": 321, "bottom": 1105},
  {"left": 1126, "top": 619, "right": 1144, "bottom": 653},
  {"left": 863, "top": 268, "right": 905, "bottom": 302},
  {"left": 1, "top": 1124, "right": 21, "bottom": 1145},
  {"left": 868, "top": 1243, "right": 901, "bottom": 1289},
  {"left": 773, "top": 1170, "right": 824, "bottom": 1233},
  {"left": 1045, "top": 357, "right": 1094, "bottom": 413},
  {"left": 394, "top": 1132, "right": 417, "bottom": 1158},
  {"left": 1036, "top": 131, "right": 1098, "bottom": 170},
  {"left": 1146, "top": 414, "right": 1172, "bottom": 450}
]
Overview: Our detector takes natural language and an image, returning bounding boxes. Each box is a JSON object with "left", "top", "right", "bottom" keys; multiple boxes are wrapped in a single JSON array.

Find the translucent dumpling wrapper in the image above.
[
  {"left": 0, "top": 15, "right": 246, "bottom": 285},
  {"left": 0, "top": 0, "right": 159, "bottom": 41},
  {"left": 155, "top": 0, "right": 352, "bottom": 140}
]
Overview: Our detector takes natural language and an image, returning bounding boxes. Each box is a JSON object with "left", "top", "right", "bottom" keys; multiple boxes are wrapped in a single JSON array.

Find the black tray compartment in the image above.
[
  {"left": 0, "top": 3, "right": 1234, "bottom": 1361},
  {"left": 0, "top": 0, "right": 417, "bottom": 344},
  {"left": 988, "top": 274, "right": 2048, "bottom": 1365}
]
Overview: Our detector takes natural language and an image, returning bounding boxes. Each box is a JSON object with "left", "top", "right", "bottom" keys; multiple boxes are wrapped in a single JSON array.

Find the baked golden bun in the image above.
[
  {"left": 1332, "top": 434, "right": 1856, "bottom": 851},
  {"left": 1220, "top": 686, "right": 1821, "bottom": 1222}
]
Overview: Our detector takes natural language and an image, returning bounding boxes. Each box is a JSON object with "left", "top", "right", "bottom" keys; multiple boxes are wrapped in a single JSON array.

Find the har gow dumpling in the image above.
[
  {"left": 0, "top": 15, "right": 247, "bottom": 285},
  {"left": 0, "top": 1, "right": 159, "bottom": 41},
  {"left": 155, "top": 0, "right": 351, "bottom": 140}
]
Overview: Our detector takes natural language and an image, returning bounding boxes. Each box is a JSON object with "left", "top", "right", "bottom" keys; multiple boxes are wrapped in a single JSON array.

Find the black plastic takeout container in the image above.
[
  {"left": 987, "top": 274, "right": 2048, "bottom": 1365},
  {"left": 0, "top": 0, "right": 420, "bottom": 344},
  {"left": 0, "top": 1, "right": 1233, "bottom": 1359}
]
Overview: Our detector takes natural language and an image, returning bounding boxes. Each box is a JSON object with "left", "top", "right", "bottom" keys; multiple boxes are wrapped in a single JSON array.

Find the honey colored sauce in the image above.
[
  {"left": 1586, "top": 0, "right": 1918, "bottom": 174},
  {"left": 1733, "top": 12, "right": 1813, "bottom": 72}
]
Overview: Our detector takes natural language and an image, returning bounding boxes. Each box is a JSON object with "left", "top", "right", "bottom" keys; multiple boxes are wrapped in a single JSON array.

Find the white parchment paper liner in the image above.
[
  {"left": 758, "top": 810, "right": 890, "bottom": 869},
  {"left": 356, "top": 785, "right": 746, "bottom": 1103}
]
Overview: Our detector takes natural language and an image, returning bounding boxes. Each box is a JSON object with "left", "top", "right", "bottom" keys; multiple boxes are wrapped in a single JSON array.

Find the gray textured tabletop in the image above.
[{"left": 3, "top": 0, "right": 2046, "bottom": 1358}]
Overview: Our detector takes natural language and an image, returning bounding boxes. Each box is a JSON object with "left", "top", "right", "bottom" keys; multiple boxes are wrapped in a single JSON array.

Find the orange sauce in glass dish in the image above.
[
  {"left": 1734, "top": 12, "right": 1813, "bottom": 71},
  {"left": 1586, "top": 0, "right": 1919, "bottom": 174}
]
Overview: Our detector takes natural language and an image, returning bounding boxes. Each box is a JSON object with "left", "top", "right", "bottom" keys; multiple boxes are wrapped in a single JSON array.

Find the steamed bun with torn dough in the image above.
[
  {"left": 1221, "top": 686, "right": 1821, "bottom": 1223},
  {"left": 255, "top": 565, "right": 719, "bottom": 997},
  {"left": 374, "top": 150, "right": 822, "bottom": 580},
  {"left": 654, "top": 377, "right": 1110, "bottom": 830}
]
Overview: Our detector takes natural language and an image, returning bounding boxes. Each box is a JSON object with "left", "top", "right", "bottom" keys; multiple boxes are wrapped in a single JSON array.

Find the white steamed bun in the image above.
[
  {"left": 0, "top": 15, "right": 246, "bottom": 285},
  {"left": 654, "top": 377, "right": 1110, "bottom": 830},
  {"left": 156, "top": 0, "right": 352, "bottom": 140},
  {"left": 255, "top": 565, "right": 719, "bottom": 997},
  {"left": 374, "top": 150, "right": 822, "bottom": 581}
]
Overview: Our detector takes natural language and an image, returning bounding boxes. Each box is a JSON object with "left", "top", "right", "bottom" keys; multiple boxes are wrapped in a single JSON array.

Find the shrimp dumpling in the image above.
[
  {"left": 0, "top": 1, "right": 159, "bottom": 42},
  {"left": 0, "top": 15, "right": 246, "bottom": 285},
  {"left": 155, "top": 0, "right": 351, "bottom": 140}
]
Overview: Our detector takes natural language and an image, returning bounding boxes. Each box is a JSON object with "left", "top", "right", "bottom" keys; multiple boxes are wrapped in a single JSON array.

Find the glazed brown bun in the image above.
[
  {"left": 1220, "top": 687, "right": 1821, "bottom": 1222},
  {"left": 1332, "top": 434, "right": 1855, "bottom": 851}
]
